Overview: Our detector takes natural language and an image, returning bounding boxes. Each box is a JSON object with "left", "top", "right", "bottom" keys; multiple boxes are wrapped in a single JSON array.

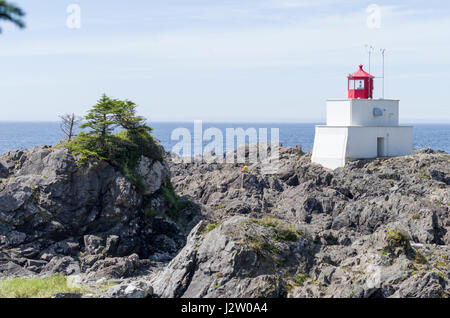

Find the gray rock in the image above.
[
  {"left": 42, "top": 256, "right": 81, "bottom": 276},
  {"left": 84, "top": 235, "right": 104, "bottom": 255},
  {"left": 1, "top": 143, "right": 449, "bottom": 298},
  {"left": 85, "top": 254, "right": 141, "bottom": 279},
  {"left": 164, "top": 145, "right": 449, "bottom": 298},
  {"left": 392, "top": 272, "right": 445, "bottom": 298},
  {"left": 106, "top": 280, "right": 153, "bottom": 298},
  {"left": 0, "top": 144, "right": 198, "bottom": 280},
  {"left": 0, "top": 261, "right": 34, "bottom": 278},
  {"left": 152, "top": 216, "right": 312, "bottom": 298},
  {"left": 136, "top": 157, "right": 170, "bottom": 195}
]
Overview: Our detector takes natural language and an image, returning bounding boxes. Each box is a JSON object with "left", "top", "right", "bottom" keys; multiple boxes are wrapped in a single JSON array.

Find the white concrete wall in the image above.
[
  {"left": 345, "top": 127, "right": 377, "bottom": 158},
  {"left": 346, "top": 126, "right": 413, "bottom": 159},
  {"left": 382, "top": 127, "right": 414, "bottom": 156},
  {"left": 312, "top": 126, "right": 413, "bottom": 169},
  {"left": 351, "top": 99, "right": 399, "bottom": 126},
  {"left": 326, "top": 100, "right": 352, "bottom": 126},
  {"left": 326, "top": 99, "right": 399, "bottom": 127},
  {"left": 311, "top": 126, "right": 348, "bottom": 169}
]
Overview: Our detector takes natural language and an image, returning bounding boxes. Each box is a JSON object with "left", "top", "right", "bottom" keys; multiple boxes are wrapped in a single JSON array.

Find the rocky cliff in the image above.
[
  {"left": 152, "top": 145, "right": 449, "bottom": 298},
  {"left": 0, "top": 144, "right": 449, "bottom": 298},
  {"left": 0, "top": 145, "right": 199, "bottom": 295}
]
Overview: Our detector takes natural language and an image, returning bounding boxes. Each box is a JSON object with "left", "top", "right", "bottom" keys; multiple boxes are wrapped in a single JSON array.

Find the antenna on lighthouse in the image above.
[
  {"left": 365, "top": 44, "right": 375, "bottom": 99},
  {"left": 380, "top": 48, "right": 386, "bottom": 99},
  {"left": 365, "top": 44, "right": 375, "bottom": 74}
]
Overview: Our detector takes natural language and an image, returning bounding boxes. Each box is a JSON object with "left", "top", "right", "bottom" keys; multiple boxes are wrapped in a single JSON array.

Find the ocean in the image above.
[{"left": 0, "top": 122, "right": 449, "bottom": 155}]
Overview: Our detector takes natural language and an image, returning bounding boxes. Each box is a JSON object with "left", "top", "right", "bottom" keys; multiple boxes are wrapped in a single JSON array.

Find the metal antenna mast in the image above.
[
  {"left": 365, "top": 44, "right": 375, "bottom": 74},
  {"left": 365, "top": 44, "right": 375, "bottom": 98},
  {"left": 380, "top": 48, "right": 386, "bottom": 99}
]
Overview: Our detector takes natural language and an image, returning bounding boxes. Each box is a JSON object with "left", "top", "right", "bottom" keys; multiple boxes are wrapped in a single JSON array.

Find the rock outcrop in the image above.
[
  {"left": 152, "top": 216, "right": 314, "bottom": 298},
  {"left": 1, "top": 143, "right": 449, "bottom": 298},
  {"left": 152, "top": 145, "right": 449, "bottom": 298},
  {"left": 0, "top": 145, "right": 200, "bottom": 289}
]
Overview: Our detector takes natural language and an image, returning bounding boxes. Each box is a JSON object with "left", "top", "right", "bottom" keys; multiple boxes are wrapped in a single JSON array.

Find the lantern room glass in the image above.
[
  {"left": 355, "top": 80, "right": 365, "bottom": 90},
  {"left": 348, "top": 80, "right": 355, "bottom": 90}
]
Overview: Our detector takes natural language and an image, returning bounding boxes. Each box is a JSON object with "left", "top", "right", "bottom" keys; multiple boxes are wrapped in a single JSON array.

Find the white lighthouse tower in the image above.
[{"left": 311, "top": 64, "right": 413, "bottom": 170}]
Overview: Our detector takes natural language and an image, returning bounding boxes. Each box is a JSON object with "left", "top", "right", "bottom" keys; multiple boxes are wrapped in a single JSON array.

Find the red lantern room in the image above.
[{"left": 347, "top": 64, "right": 374, "bottom": 99}]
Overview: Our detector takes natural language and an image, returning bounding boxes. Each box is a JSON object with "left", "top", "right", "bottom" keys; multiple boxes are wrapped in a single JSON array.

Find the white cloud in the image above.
[
  {"left": 2, "top": 4, "right": 448, "bottom": 73},
  {"left": 1, "top": 1, "right": 449, "bottom": 122}
]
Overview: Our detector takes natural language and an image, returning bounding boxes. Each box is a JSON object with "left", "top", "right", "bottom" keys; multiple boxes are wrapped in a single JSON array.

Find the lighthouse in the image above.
[{"left": 311, "top": 64, "right": 413, "bottom": 170}]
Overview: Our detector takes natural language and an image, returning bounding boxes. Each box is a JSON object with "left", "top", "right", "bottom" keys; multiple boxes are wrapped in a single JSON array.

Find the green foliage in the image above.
[
  {"left": 239, "top": 217, "right": 300, "bottom": 264},
  {"left": 251, "top": 217, "right": 282, "bottom": 228},
  {"left": 177, "top": 196, "right": 195, "bottom": 210},
  {"left": 142, "top": 182, "right": 193, "bottom": 223},
  {"left": 324, "top": 235, "right": 339, "bottom": 246},
  {"left": 386, "top": 229, "right": 411, "bottom": 249},
  {"left": 0, "top": 275, "right": 85, "bottom": 298},
  {"left": 250, "top": 217, "right": 299, "bottom": 242},
  {"left": 65, "top": 94, "right": 162, "bottom": 191},
  {"left": 162, "top": 182, "right": 178, "bottom": 207},
  {"left": 144, "top": 207, "right": 163, "bottom": 219},
  {"left": 202, "top": 222, "right": 219, "bottom": 235},
  {"left": 246, "top": 234, "right": 278, "bottom": 256},
  {"left": 80, "top": 94, "right": 119, "bottom": 140},
  {"left": 64, "top": 132, "right": 106, "bottom": 162},
  {"left": 414, "top": 252, "right": 428, "bottom": 264},
  {"left": 0, "top": 0, "right": 25, "bottom": 33},
  {"left": 161, "top": 182, "right": 189, "bottom": 221},
  {"left": 215, "top": 204, "right": 226, "bottom": 210},
  {"left": 293, "top": 273, "right": 310, "bottom": 286},
  {"left": 80, "top": 94, "right": 152, "bottom": 140},
  {"left": 412, "top": 214, "right": 420, "bottom": 220},
  {"left": 113, "top": 99, "right": 151, "bottom": 131},
  {"left": 272, "top": 226, "right": 298, "bottom": 242}
]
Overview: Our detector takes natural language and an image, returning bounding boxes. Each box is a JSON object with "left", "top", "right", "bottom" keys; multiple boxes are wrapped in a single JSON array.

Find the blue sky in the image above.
[{"left": 0, "top": 0, "right": 449, "bottom": 122}]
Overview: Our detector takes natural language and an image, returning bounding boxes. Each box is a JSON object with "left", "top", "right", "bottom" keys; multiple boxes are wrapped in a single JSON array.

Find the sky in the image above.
[{"left": 0, "top": 0, "right": 449, "bottom": 123}]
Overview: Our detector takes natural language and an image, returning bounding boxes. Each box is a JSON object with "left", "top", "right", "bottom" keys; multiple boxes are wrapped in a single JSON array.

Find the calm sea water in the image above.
[{"left": 0, "top": 122, "right": 449, "bottom": 155}]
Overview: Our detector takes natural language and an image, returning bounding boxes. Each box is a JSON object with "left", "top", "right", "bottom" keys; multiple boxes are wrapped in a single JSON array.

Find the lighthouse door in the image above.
[{"left": 377, "top": 138, "right": 386, "bottom": 157}]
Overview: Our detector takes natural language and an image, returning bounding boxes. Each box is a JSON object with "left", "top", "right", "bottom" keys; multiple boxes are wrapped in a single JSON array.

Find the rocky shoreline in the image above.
[{"left": 0, "top": 144, "right": 449, "bottom": 298}]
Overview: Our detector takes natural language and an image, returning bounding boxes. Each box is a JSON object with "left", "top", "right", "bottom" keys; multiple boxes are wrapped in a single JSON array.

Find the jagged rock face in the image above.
[
  {"left": 170, "top": 147, "right": 449, "bottom": 245},
  {"left": 135, "top": 156, "right": 170, "bottom": 195},
  {"left": 152, "top": 216, "right": 315, "bottom": 298},
  {"left": 0, "top": 146, "right": 197, "bottom": 279},
  {"left": 1, "top": 144, "right": 449, "bottom": 298},
  {"left": 163, "top": 146, "right": 449, "bottom": 298}
]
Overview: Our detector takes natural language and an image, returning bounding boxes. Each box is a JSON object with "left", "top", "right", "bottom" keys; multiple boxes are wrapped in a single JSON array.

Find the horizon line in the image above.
[{"left": 0, "top": 120, "right": 449, "bottom": 125}]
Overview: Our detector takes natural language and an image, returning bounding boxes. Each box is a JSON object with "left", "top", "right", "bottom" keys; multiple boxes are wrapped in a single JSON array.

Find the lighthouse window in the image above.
[
  {"left": 355, "top": 80, "right": 365, "bottom": 90},
  {"left": 348, "top": 80, "right": 355, "bottom": 90}
]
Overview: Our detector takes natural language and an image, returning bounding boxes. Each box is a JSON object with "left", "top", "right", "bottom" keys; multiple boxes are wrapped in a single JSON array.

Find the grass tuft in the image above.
[
  {"left": 0, "top": 275, "right": 85, "bottom": 298},
  {"left": 250, "top": 217, "right": 299, "bottom": 242},
  {"left": 386, "top": 229, "right": 411, "bottom": 249},
  {"left": 202, "top": 222, "right": 219, "bottom": 235}
]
